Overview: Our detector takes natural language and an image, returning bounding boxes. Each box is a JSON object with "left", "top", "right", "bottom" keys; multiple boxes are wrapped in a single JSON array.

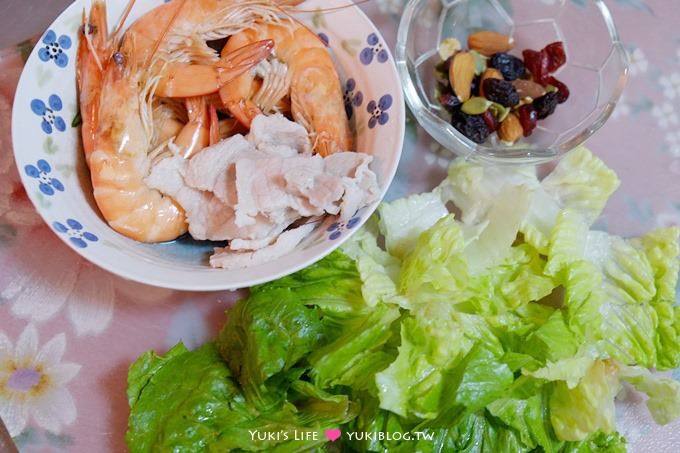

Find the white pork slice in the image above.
[
  {"left": 210, "top": 222, "right": 316, "bottom": 269},
  {"left": 248, "top": 113, "right": 312, "bottom": 154},
  {"left": 234, "top": 155, "right": 332, "bottom": 227}
]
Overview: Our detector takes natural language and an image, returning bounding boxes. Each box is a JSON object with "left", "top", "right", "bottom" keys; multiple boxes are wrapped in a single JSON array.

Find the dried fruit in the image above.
[
  {"left": 462, "top": 96, "right": 493, "bottom": 115},
  {"left": 544, "top": 42, "right": 566, "bottom": 73},
  {"left": 498, "top": 113, "right": 523, "bottom": 144},
  {"left": 470, "top": 74, "right": 482, "bottom": 97},
  {"left": 522, "top": 49, "right": 549, "bottom": 84},
  {"left": 517, "top": 104, "right": 538, "bottom": 137},
  {"left": 490, "top": 53, "right": 526, "bottom": 81},
  {"left": 533, "top": 92, "right": 559, "bottom": 119},
  {"left": 546, "top": 76, "right": 570, "bottom": 103},
  {"left": 482, "top": 79, "right": 520, "bottom": 107},
  {"left": 512, "top": 79, "right": 546, "bottom": 100},
  {"left": 438, "top": 37, "right": 462, "bottom": 61},
  {"left": 435, "top": 56, "right": 453, "bottom": 75},
  {"left": 482, "top": 110, "right": 498, "bottom": 132},
  {"left": 480, "top": 68, "right": 503, "bottom": 97},
  {"left": 468, "top": 31, "right": 514, "bottom": 56},
  {"left": 451, "top": 109, "right": 491, "bottom": 144},
  {"left": 439, "top": 93, "right": 462, "bottom": 113},
  {"left": 449, "top": 51, "right": 476, "bottom": 102}
]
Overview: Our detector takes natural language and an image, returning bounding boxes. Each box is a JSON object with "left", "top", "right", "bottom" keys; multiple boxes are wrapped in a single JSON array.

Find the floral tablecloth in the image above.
[{"left": 0, "top": 1, "right": 679, "bottom": 452}]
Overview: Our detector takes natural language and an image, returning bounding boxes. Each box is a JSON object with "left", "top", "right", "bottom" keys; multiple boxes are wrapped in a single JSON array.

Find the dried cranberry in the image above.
[
  {"left": 546, "top": 76, "right": 570, "bottom": 104},
  {"left": 544, "top": 42, "right": 566, "bottom": 73},
  {"left": 533, "top": 92, "right": 559, "bottom": 120},
  {"left": 451, "top": 109, "right": 491, "bottom": 144},
  {"left": 490, "top": 53, "right": 526, "bottom": 81},
  {"left": 517, "top": 104, "right": 538, "bottom": 137},
  {"left": 483, "top": 79, "right": 520, "bottom": 107},
  {"left": 482, "top": 110, "right": 498, "bottom": 132},
  {"left": 439, "top": 92, "right": 462, "bottom": 112},
  {"left": 522, "top": 49, "right": 549, "bottom": 85}
]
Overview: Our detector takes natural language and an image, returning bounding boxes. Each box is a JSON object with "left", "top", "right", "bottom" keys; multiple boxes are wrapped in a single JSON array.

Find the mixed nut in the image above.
[{"left": 435, "top": 31, "right": 570, "bottom": 145}]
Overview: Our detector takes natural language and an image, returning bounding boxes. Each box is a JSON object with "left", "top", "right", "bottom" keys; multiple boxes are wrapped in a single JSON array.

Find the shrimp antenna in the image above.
[
  {"left": 111, "top": 0, "right": 137, "bottom": 45},
  {"left": 147, "top": 0, "right": 189, "bottom": 66},
  {"left": 289, "top": 0, "right": 375, "bottom": 14}
]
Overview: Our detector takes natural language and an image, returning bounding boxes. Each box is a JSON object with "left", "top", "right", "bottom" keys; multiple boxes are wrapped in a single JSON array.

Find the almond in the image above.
[
  {"left": 468, "top": 31, "right": 514, "bottom": 56},
  {"left": 449, "top": 51, "right": 476, "bottom": 102},
  {"left": 512, "top": 79, "right": 546, "bottom": 100},
  {"left": 498, "top": 113, "right": 523, "bottom": 144},
  {"left": 479, "top": 68, "right": 503, "bottom": 98}
]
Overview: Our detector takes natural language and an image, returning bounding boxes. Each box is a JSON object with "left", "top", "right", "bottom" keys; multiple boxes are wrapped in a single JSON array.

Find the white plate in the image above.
[{"left": 11, "top": 0, "right": 404, "bottom": 290}]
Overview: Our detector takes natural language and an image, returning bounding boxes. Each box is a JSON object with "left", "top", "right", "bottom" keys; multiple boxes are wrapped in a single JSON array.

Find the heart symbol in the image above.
[{"left": 324, "top": 428, "right": 341, "bottom": 442}]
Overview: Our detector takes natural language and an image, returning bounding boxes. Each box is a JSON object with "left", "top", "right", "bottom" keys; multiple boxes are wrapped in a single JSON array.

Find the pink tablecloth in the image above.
[{"left": 1, "top": 1, "right": 679, "bottom": 451}]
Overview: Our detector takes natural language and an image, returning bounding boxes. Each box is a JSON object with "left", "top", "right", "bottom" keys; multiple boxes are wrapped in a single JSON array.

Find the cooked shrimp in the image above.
[
  {"left": 76, "top": 0, "right": 297, "bottom": 242},
  {"left": 219, "top": 22, "right": 353, "bottom": 156}
]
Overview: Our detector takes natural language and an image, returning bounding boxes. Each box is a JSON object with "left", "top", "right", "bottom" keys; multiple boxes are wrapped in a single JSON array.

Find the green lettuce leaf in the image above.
[
  {"left": 378, "top": 191, "right": 449, "bottom": 259},
  {"left": 549, "top": 360, "right": 620, "bottom": 441},
  {"left": 619, "top": 365, "right": 680, "bottom": 425},
  {"left": 308, "top": 303, "right": 400, "bottom": 389},
  {"left": 217, "top": 287, "right": 328, "bottom": 410}
]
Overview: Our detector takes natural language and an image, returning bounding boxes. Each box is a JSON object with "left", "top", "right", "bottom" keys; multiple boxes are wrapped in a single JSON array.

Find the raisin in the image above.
[
  {"left": 482, "top": 79, "right": 520, "bottom": 107},
  {"left": 544, "top": 42, "right": 566, "bottom": 73},
  {"left": 517, "top": 104, "right": 538, "bottom": 137},
  {"left": 546, "top": 76, "right": 570, "bottom": 104},
  {"left": 489, "top": 53, "right": 526, "bottom": 81},
  {"left": 482, "top": 110, "right": 498, "bottom": 132},
  {"left": 451, "top": 109, "right": 491, "bottom": 144},
  {"left": 522, "top": 49, "right": 549, "bottom": 84},
  {"left": 439, "top": 93, "right": 462, "bottom": 112},
  {"left": 470, "top": 74, "right": 482, "bottom": 97},
  {"left": 533, "top": 92, "right": 559, "bottom": 120}
]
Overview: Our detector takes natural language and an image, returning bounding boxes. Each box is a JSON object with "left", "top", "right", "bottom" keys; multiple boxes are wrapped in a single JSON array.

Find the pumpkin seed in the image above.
[
  {"left": 462, "top": 96, "right": 493, "bottom": 115},
  {"left": 489, "top": 102, "right": 510, "bottom": 122}
]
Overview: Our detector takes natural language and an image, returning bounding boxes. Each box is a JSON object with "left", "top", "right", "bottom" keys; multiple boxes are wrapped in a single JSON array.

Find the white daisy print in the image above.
[
  {"left": 627, "top": 47, "right": 648, "bottom": 77},
  {"left": 375, "top": 0, "right": 406, "bottom": 14},
  {"left": 652, "top": 102, "right": 678, "bottom": 129},
  {"left": 659, "top": 73, "right": 680, "bottom": 100},
  {"left": 0, "top": 324, "right": 80, "bottom": 437},
  {"left": 611, "top": 95, "right": 631, "bottom": 120},
  {"left": 664, "top": 130, "right": 680, "bottom": 158},
  {"left": 656, "top": 211, "right": 680, "bottom": 228}
]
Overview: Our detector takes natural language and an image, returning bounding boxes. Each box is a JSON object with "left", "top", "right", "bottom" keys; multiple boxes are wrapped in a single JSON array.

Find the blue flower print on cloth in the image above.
[
  {"left": 360, "top": 33, "right": 388, "bottom": 65},
  {"left": 367, "top": 95, "right": 393, "bottom": 128},
  {"left": 24, "top": 160, "right": 65, "bottom": 196},
  {"left": 327, "top": 216, "right": 361, "bottom": 240},
  {"left": 343, "top": 78, "right": 363, "bottom": 119},
  {"left": 38, "top": 30, "right": 72, "bottom": 68},
  {"left": 53, "top": 219, "right": 99, "bottom": 249},
  {"left": 31, "top": 95, "right": 66, "bottom": 134}
]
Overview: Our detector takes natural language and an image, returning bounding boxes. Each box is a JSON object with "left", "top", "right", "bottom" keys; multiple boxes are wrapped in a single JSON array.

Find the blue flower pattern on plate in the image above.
[
  {"left": 53, "top": 219, "right": 98, "bottom": 249},
  {"left": 31, "top": 95, "right": 66, "bottom": 134},
  {"left": 367, "top": 95, "right": 393, "bottom": 128},
  {"left": 38, "top": 30, "right": 71, "bottom": 68},
  {"left": 327, "top": 216, "right": 361, "bottom": 241},
  {"left": 24, "top": 160, "right": 65, "bottom": 196},
  {"left": 343, "top": 78, "right": 363, "bottom": 119},
  {"left": 360, "top": 33, "right": 388, "bottom": 65},
  {"left": 318, "top": 32, "right": 330, "bottom": 47}
]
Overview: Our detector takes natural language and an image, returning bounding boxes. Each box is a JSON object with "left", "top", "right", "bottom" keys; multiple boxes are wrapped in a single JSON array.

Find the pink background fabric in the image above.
[{"left": 0, "top": 1, "right": 679, "bottom": 451}]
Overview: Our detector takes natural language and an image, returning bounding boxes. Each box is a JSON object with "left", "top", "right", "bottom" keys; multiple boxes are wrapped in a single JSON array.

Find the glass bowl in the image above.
[{"left": 395, "top": 0, "right": 628, "bottom": 164}]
